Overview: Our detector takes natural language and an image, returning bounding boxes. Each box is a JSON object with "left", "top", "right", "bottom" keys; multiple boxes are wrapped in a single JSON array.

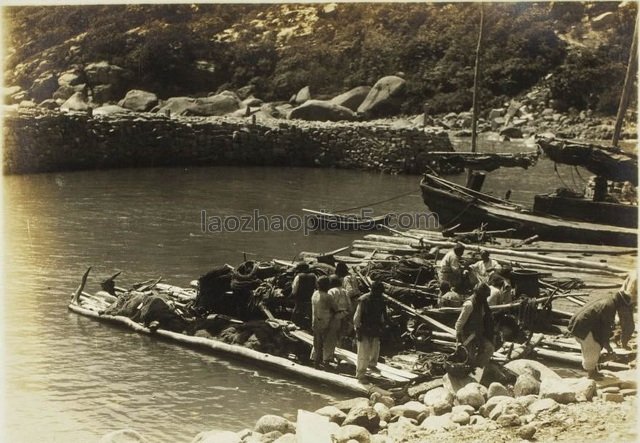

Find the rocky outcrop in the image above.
[
  {"left": 357, "top": 76, "right": 406, "bottom": 118},
  {"left": 288, "top": 100, "right": 356, "bottom": 122}
]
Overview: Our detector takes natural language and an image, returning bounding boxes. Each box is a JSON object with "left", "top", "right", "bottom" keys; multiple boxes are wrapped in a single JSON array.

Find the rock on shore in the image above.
[{"left": 100, "top": 366, "right": 637, "bottom": 443}]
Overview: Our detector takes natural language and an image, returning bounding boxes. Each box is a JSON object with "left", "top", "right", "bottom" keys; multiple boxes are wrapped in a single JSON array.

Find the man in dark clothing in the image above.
[
  {"left": 291, "top": 262, "right": 317, "bottom": 330},
  {"left": 454, "top": 283, "right": 495, "bottom": 370},
  {"left": 568, "top": 289, "right": 635, "bottom": 380},
  {"left": 353, "top": 280, "right": 387, "bottom": 380}
]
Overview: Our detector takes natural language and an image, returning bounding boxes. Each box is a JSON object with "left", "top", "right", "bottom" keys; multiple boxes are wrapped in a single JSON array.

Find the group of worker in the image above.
[
  {"left": 291, "top": 261, "right": 384, "bottom": 380},
  {"left": 291, "top": 242, "right": 637, "bottom": 382},
  {"left": 436, "top": 243, "right": 508, "bottom": 371}
]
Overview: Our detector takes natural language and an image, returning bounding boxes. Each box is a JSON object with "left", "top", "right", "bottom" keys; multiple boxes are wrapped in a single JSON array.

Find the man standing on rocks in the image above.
[
  {"left": 567, "top": 277, "right": 635, "bottom": 380},
  {"left": 454, "top": 283, "right": 495, "bottom": 372},
  {"left": 353, "top": 280, "right": 387, "bottom": 381}
]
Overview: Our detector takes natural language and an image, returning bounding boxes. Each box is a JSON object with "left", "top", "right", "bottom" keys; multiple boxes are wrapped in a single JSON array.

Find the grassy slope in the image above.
[{"left": 3, "top": 2, "right": 637, "bottom": 115}]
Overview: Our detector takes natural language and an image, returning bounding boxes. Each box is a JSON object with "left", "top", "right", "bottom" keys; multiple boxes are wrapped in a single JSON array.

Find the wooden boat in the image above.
[
  {"left": 302, "top": 208, "right": 394, "bottom": 231},
  {"left": 420, "top": 173, "right": 637, "bottom": 247},
  {"left": 533, "top": 135, "right": 638, "bottom": 228},
  {"left": 68, "top": 269, "right": 417, "bottom": 395}
]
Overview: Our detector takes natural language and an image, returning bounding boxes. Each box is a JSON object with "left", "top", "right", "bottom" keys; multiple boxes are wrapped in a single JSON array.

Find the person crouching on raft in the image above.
[
  {"left": 353, "top": 280, "right": 388, "bottom": 381},
  {"left": 568, "top": 273, "right": 636, "bottom": 380}
]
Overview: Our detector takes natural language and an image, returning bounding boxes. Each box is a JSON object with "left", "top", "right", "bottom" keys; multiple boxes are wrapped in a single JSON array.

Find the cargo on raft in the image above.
[{"left": 69, "top": 229, "right": 636, "bottom": 395}]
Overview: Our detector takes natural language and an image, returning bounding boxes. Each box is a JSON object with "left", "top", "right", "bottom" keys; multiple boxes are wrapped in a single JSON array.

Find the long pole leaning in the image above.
[{"left": 612, "top": 11, "right": 638, "bottom": 148}]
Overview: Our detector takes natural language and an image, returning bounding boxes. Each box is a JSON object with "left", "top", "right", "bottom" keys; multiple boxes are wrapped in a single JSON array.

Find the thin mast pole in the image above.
[
  {"left": 470, "top": 3, "right": 484, "bottom": 155},
  {"left": 612, "top": 11, "right": 638, "bottom": 148}
]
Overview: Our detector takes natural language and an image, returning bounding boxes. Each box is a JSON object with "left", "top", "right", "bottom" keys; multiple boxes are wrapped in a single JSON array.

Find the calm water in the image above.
[{"left": 1, "top": 135, "right": 605, "bottom": 442}]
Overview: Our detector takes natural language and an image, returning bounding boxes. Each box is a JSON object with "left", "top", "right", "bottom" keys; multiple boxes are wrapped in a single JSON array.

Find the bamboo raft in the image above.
[
  {"left": 68, "top": 269, "right": 418, "bottom": 395},
  {"left": 69, "top": 225, "right": 636, "bottom": 390}
]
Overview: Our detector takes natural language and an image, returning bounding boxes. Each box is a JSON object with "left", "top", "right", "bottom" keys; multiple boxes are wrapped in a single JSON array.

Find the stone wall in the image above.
[{"left": 2, "top": 109, "right": 453, "bottom": 175}]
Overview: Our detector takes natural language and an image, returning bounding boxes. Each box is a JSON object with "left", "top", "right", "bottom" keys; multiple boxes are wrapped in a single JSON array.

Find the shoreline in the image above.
[
  {"left": 98, "top": 366, "right": 637, "bottom": 443},
  {"left": 3, "top": 106, "right": 636, "bottom": 176}
]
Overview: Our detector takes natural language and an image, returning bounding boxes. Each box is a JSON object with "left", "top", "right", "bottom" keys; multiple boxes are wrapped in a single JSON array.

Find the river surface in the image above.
[{"left": 1, "top": 136, "right": 612, "bottom": 442}]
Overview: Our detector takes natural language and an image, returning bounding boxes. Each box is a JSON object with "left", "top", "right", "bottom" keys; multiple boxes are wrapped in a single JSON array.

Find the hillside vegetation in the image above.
[{"left": 3, "top": 2, "right": 637, "bottom": 115}]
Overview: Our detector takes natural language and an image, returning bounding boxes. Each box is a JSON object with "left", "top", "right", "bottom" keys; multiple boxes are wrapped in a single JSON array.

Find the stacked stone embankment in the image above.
[{"left": 3, "top": 108, "right": 452, "bottom": 175}]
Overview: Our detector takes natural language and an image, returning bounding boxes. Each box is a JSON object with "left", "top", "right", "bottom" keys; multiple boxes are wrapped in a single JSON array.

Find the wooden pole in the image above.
[
  {"left": 612, "top": 11, "right": 638, "bottom": 147},
  {"left": 467, "top": 3, "right": 485, "bottom": 183},
  {"left": 470, "top": 3, "right": 484, "bottom": 155}
]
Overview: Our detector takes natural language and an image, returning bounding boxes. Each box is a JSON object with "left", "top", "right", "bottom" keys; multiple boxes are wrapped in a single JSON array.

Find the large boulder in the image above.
[
  {"left": 342, "top": 405, "right": 380, "bottom": 433},
  {"left": 357, "top": 75, "right": 406, "bottom": 117},
  {"left": 513, "top": 373, "right": 540, "bottom": 397},
  {"left": 100, "top": 429, "right": 148, "bottom": 443},
  {"left": 422, "top": 387, "right": 454, "bottom": 415},
  {"left": 294, "top": 86, "right": 311, "bottom": 104},
  {"left": 329, "top": 86, "right": 371, "bottom": 111},
  {"left": 487, "top": 382, "right": 511, "bottom": 398},
  {"left": 156, "top": 97, "right": 197, "bottom": 116},
  {"left": 254, "top": 415, "right": 295, "bottom": 435},
  {"left": 181, "top": 93, "right": 241, "bottom": 116},
  {"left": 30, "top": 73, "right": 58, "bottom": 102},
  {"left": 389, "top": 401, "right": 428, "bottom": 420},
  {"left": 504, "top": 359, "right": 560, "bottom": 383},
  {"left": 539, "top": 377, "right": 596, "bottom": 404},
  {"left": 288, "top": 100, "right": 356, "bottom": 122},
  {"left": 455, "top": 383, "right": 487, "bottom": 410},
  {"left": 85, "top": 61, "right": 127, "bottom": 86},
  {"left": 118, "top": 89, "right": 158, "bottom": 112},
  {"left": 60, "top": 91, "right": 90, "bottom": 112}
]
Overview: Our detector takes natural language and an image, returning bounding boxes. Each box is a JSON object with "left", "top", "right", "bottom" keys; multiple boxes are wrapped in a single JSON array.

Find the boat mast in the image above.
[
  {"left": 612, "top": 10, "right": 638, "bottom": 148},
  {"left": 470, "top": 3, "right": 484, "bottom": 156},
  {"left": 467, "top": 3, "right": 485, "bottom": 186}
]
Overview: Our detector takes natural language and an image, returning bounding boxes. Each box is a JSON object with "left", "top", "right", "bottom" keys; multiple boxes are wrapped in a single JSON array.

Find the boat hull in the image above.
[
  {"left": 420, "top": 175, "right": 637, "bottom": 247},
  {"left": 533, "top": 193, "right": 637, "bottom": 229}
]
